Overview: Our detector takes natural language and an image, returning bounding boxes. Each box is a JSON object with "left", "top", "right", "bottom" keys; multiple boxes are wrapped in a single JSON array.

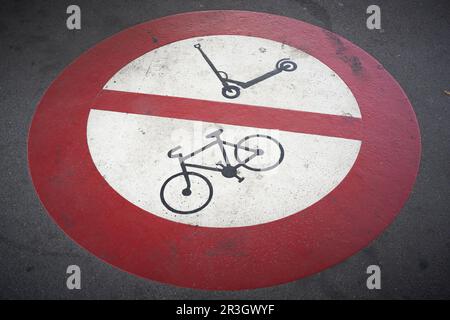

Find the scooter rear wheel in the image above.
[{"left": 276, "top": 59, "right": 297, "bottom": 72}]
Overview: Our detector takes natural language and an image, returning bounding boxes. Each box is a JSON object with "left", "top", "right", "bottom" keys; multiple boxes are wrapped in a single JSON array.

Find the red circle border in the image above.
[{"left": 28, "top": 11, "right": 421, "bottom": 290}]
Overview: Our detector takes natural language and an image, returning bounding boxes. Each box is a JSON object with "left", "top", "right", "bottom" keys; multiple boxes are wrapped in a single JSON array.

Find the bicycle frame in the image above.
[{"left": 168, "top": 130, "right": 260, "bottom": 187}]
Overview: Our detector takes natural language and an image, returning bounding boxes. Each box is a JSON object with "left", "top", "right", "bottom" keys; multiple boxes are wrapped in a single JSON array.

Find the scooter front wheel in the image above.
[{"left": 222, "top": 85, "right": 240, "bottom": 99}]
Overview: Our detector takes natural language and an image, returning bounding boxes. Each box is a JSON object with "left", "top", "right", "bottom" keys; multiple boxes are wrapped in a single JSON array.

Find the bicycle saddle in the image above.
[{"left": 206, "top": 129, "right": 224, "bottom": 139}]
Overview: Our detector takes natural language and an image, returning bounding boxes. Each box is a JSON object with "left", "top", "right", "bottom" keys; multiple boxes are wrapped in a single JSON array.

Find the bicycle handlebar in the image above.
[{"left": 168, "top": 146, "right": 182, "bottom": 158}]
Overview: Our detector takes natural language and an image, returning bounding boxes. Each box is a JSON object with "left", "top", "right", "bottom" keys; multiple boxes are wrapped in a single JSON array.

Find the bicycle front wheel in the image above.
[
  {"left": 160, "top": 172, "right": 213, "bottom": 214},
  {"left": 234, "top": 134, "right": 284, "bottom": 172}
]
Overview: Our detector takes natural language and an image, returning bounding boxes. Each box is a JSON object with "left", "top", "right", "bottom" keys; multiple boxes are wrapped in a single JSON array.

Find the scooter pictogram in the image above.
[{"left": 194, "top": 43, "right": 297, "bottom": 99}]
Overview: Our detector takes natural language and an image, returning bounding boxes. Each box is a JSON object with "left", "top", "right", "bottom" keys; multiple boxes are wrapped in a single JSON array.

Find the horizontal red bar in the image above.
[{"left": 93, "top": 90, "right": 363, "bottom": 140}]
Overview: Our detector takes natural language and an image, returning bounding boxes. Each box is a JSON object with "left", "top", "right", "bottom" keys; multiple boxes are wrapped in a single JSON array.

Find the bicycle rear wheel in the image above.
[{"left": 234, "top": 134, "right": 284, "bottom": 171}]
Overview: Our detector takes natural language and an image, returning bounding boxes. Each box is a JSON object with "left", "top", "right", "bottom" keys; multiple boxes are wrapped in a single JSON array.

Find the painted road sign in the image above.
[{"left": 28, "top": 11, "right": 421, "bottom": 290}]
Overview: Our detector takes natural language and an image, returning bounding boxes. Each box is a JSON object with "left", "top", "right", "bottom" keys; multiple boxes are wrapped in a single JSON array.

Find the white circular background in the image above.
[{"left": 87, "top": 35, "right": 361, "bottom": 227}]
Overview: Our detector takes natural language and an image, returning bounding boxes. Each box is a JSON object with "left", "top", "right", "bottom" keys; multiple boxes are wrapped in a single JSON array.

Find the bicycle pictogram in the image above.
[
  {"left": 160, "top": 129, "right": 284, "bottom": 214},
  {"left": 194, "top": 43, "right": 297, "bottom": 99}
]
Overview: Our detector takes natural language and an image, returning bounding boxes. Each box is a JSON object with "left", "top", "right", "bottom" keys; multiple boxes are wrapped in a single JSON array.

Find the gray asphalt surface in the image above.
[{"left": 0, "top": 0, "right": 449, "bottom": 299}]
